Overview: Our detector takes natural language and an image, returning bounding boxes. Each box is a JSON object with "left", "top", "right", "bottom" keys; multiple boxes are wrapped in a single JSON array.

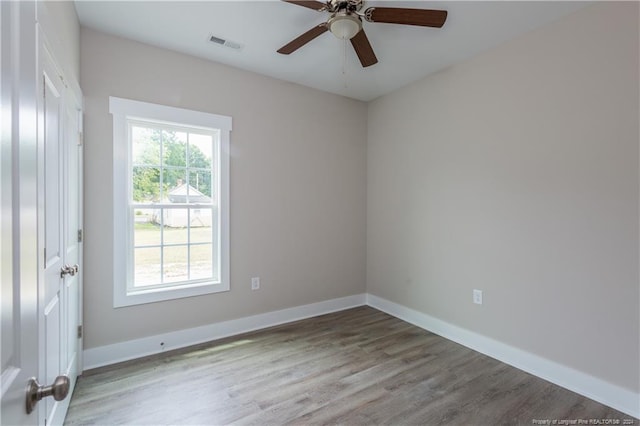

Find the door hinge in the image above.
[
  {"left": 78, "top": 229, "right": 83, "bottom": 243},
  {"left": 77, "top": 325, "right": 83, "bottom": 339}
]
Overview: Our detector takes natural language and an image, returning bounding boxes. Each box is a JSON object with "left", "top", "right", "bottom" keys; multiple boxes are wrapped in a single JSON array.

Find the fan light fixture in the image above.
[{"left": 328, "top": 13, "right": 362, "bottom": 40}]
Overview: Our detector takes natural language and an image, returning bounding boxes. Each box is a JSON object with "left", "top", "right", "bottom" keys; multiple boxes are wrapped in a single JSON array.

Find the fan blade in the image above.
[
  {"left": 277, "top": 24, "right": 328, "bottom": 55},
  {"left": 350, "top": 29, "right": 378, "bottom": 68},
  {"left": 282, "top": 0, "right": 327, "bottom": 11},
  {"left": 365, "top": 7, "right": 447, "bottom": 28}
]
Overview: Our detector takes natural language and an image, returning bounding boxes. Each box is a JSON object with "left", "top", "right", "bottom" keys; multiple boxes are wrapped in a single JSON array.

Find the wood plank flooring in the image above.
[{"left": 64, "top": 307, "right": 636, "bottom": 425}]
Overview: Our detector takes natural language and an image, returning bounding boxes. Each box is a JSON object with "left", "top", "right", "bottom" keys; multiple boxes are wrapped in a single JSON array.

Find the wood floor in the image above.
[{"left": 65, "top": 307, "right": 635, "bottom": 425}]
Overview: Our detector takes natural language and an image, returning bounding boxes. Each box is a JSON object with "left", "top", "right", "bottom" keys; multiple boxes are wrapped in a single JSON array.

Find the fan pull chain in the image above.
[
  {"left": 342, "top": 39, "right": 346, "bottom": 75},
  {"left": 342, "top": 38, "right": 348, "bottom": 88}
]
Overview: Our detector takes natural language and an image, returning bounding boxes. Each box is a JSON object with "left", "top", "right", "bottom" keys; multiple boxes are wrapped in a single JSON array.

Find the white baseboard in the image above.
[
  {"left": 366, "top": 293, "right": 640, "bottom": 419},
  {"left": 83, "top": 292, "right": 638, "bottom": 419},
  {"left": 83, "top": 293, "right": 366, "bottom": 370}
]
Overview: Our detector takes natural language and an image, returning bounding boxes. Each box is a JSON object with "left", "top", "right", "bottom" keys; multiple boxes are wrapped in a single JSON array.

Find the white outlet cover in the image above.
[
  {"left": 473, "top": 289, "right": 483, "bottom": 305},
  {"left": 251, "top": 277, "right": 260, "bottom": 290}
]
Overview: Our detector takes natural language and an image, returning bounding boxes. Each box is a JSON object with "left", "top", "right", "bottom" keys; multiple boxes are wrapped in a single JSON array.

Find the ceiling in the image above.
[{"left": 74, "top": 1, "right": 589, "bottom": 102}]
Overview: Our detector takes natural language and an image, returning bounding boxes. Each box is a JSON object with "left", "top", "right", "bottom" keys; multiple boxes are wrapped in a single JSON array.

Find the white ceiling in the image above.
[{"left": 74, "top": 1, "right": 589, "bottom": 101}]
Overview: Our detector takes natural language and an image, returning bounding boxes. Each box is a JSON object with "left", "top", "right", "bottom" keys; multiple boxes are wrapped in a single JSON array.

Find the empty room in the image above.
[{"left": 1, "top": 1, "right": 638, "bottom": 425}]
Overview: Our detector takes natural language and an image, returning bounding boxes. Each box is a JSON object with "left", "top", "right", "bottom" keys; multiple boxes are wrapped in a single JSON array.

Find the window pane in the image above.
[
  {"left": 189, "top": 133, "right": 213, "bottom": 168},
  {"left": 188, "top": 170, "right": 213, "bottom": 201},
  {"left": 132, "top": 166, "right": 161, "bottom": 202},
  {"left": 134, "top": 247, "right": 161, "bottom": 287},
  {"left": 132, "top": 126, "right": 160, "bottom": 166},
  {"left": 190, "top": 244, "right": 213, "bottom": 280},
  {"left": 162, "top": 130, "right": 187, "bottom": 168},
  {"left": 164, "top": 169, "right": 187, "bottom": 202},
  {"left": 190, "top": 209, "right": 213, "bottom": 243},
  {"left": 163, "top": 245, "right": 188, "bottom": 283},
  {"left": 134, "top": 209, "right": 161, "bottom": 246},
  {"left": 163, "top": 215, "right": 188, "bottom": 244}
]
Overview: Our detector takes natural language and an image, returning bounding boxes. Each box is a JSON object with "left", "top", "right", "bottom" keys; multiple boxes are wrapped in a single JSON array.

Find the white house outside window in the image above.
[{"left": 110, "top": 97, "right": 231, "bottom": 307}]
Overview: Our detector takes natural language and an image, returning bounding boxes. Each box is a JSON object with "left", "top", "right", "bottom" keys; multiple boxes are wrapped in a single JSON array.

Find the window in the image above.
[{"left": 110, "top": 97, "right": 231, "bottom": 307}]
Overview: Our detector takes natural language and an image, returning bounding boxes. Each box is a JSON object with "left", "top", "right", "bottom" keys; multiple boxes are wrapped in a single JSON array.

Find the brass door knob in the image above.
[{"left": 25, "top": 375, "right": 70, "bottom": 414}]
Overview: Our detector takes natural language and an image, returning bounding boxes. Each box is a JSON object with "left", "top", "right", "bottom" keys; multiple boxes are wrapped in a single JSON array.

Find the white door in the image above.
[
  {"left": 39, "top": 37, "right": 82, "bottom": 426},
  {"left": 41, "top": 43, "right": 66, "bottom": 426},
  {"left": 1, "top": 1, "right": 41, "bottom": 425},
  {"left": 59, "top": 75, "right": 84, "bottom": 423},
  {"left": 1, "top": 4, "right": 82, "bottom": 422}
]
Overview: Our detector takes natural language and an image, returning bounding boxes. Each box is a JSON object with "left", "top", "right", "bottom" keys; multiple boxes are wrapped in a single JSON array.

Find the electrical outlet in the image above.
[
  {"left": 473, "top": 289, "right": 483, "bottom": 305},
  {"left": 251, "top": 277, "right": 260, "bottom": 290}
]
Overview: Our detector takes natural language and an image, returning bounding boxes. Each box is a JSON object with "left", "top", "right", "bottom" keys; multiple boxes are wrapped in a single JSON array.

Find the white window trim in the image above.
[{"left": 110, "top": 97, "right": 231, "bottom": 307}]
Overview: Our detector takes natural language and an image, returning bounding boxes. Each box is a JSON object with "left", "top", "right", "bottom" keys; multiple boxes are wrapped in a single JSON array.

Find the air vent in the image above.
[{"left": 208, "top": 34, "right": 244, "bottom": 51}]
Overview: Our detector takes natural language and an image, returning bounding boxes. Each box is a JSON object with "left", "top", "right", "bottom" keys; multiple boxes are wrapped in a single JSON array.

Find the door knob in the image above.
[
  {"left": 25, "top": 375, "right": 70, "bottom": 414},
  {"left": 60, "top": 265, "right": 73, "bottom": 277},
  {"left": 60, "top": 264, "right": 79, "bottom": 278}
]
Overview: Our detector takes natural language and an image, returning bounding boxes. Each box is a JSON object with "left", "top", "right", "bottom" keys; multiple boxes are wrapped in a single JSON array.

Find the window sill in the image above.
[{"left": 114, "top": 280, "right": 229, "bottom": 308}]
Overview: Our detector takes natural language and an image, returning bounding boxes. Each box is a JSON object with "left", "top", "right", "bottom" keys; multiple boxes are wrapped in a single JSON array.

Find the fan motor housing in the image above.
[{"left": 328, "top": 0, "right": 363, "bottom": 13}]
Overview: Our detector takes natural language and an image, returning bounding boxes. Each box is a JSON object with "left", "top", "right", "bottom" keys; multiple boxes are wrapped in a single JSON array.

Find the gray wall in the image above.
[
  {"left": 80, "top": 28, "right": 367, "bottom": 349},
  {"left": 367, "top": 2, "right": 639, "bottom": 392}
]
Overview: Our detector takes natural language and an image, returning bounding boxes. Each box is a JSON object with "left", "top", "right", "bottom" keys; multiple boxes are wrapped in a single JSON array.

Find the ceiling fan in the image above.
[{"left": 277, "top": 0, "right": 448, "bottom": 68}]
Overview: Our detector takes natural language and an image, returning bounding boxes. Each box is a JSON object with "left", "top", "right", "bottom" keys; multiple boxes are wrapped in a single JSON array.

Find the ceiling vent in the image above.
[{"left": 208, "top": 34, "right": 244, "bottom": 51}]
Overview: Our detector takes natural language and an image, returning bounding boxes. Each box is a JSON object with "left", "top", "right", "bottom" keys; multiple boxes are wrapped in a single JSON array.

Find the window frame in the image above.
[{"left": 110, "top": 97, "right": 231, "bottom": 307}]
